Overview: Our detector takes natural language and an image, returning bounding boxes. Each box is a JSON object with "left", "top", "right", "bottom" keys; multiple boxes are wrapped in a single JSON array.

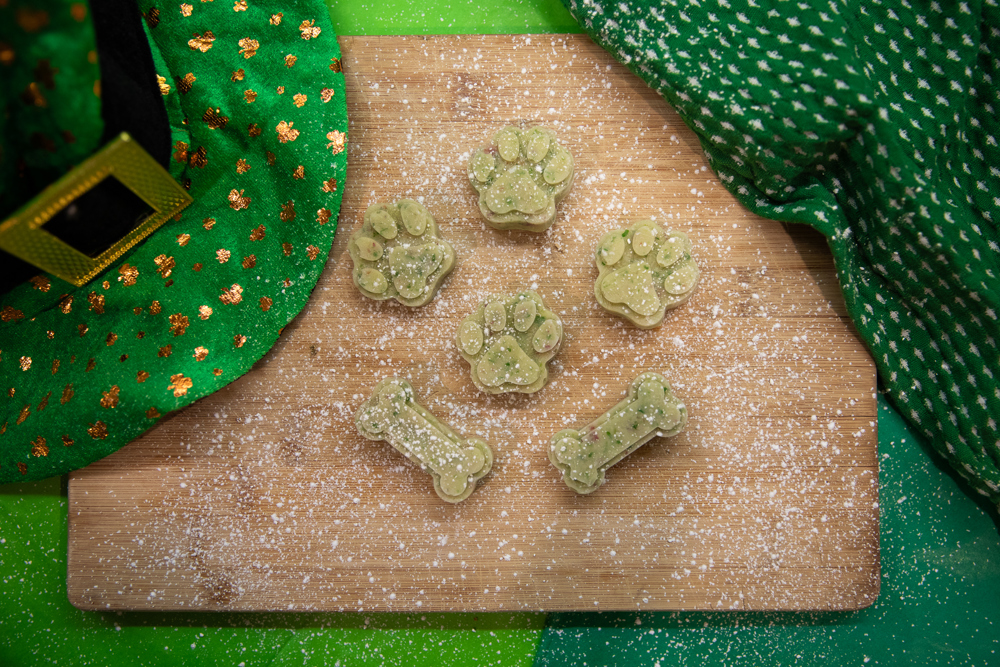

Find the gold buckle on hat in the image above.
[{"left": 0, "top": 132, "right": 192, "bottom": 287}]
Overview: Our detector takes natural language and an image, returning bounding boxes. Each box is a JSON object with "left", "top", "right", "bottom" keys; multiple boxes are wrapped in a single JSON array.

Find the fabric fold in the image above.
[{"left": 562, "top": 0, "right": 1000, "bottom": 510}]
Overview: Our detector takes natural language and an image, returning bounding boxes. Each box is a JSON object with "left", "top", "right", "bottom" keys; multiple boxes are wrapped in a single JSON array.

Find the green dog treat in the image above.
[
  {"left": 468, "top": 125, "right": 574, "bottom": 232},
  {"left": 349, "top": 200, "right": 456, "bottom": 306},
  {"left": 594, "top": 220, "right": 699, "bottom": 328},
  {"left": 455, "top": 291, "right": 563, "bottom": 394},
  {"left": 549, "top": 372, "right": 687, "bottom": 494},
  {"left": 355, "top": 377, "right": 493, "bottom": 503}
]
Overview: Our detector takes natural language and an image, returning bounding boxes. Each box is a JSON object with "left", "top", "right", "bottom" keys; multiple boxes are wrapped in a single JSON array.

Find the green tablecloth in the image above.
[{"left": 2, "top": 2, "right": 997, "bottom": 665}]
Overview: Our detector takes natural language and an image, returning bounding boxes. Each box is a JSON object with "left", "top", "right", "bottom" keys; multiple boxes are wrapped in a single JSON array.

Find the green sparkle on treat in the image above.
[
  {"left": 477, "top": 335, "right": 540, "bottom": 387},
  {"left": 485, "top": 299, "right": 508, "bottom": 333},
  {"left": 358, "top": 267, "right": 388, "bottom": 294},
  {"left": 594, "top": 220, "right": 699, "bottom": 328},
  {"left": 471, "top": 150, "right": 496, "bottom": 182},
  {"left": 458, "top": 320, "right": 484, "bottom": 355},
  {"left": 597, "top": 233, "right": 626, "bottom": 266},
  {"left": 513, "top": 298, "right": 537, "bottom": 332},
  {"left": 370, "top": 207, "right": 397, "bottom": 239},
  {"left": 549, "top": 372, "right": 687, "bottom": 494},
  {"left": 399, "top": 199, "right": 428, "bottom": 235},
  {"left": 531, "top": 319, "right": 561, "bottom": 353},
  {"left": 348, "top": 199, "right": 456, "bottom": 307},
  {"left": 455, "top": 291, "right": 563, "bottom": 395},
  {"left": 354, "top": 236, "right": 383, "bottom": 261},
  {"left": 524, "top": 127, "right": 551, "bottom": 162},
  {"left": 483, "top": 168, "right": 549, "bottom": 215},
  {"left": 599, "top": 262, "right": 660, "bottom": 317},
  {"left": 467, "top": 125, "right": 575, "bottom": 232},
  {"left": 387, "top": 243, "right": 444, "bottom": 299},
  {"left": 632, "top": 226, "right": 655, "bottom": 256}
]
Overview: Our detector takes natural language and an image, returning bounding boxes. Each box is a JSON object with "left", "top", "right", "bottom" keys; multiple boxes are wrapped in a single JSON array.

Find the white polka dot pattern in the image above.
[{"left": 565, "top": 0, "right": 1000, "bottom": 509}]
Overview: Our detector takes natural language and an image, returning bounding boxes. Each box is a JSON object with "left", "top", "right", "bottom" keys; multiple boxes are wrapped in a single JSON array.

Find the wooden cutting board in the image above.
[{"left": 67, "top": 35, "right": 879, "bottom": 612}]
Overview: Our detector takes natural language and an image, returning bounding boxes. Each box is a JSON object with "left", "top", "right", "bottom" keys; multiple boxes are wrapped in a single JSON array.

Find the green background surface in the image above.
[{"left": 2, "top": 1, "right": 998, "bottom": 665}]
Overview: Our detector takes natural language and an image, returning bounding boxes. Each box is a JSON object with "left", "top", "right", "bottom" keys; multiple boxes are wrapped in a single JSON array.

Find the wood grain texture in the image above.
[{"left": 67, "top": 35, "right": 879, "bottom": 612}]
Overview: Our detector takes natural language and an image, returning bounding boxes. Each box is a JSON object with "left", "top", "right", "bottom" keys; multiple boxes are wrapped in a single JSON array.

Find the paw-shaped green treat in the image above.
[
  {"left": 594, "top": 221, "right": 699, "bottom": 328},
  {"left": 468, "top": 126, "right": 574, "bottom": 232},
  {"left": 549, "top": 372, "right": 687, "bottom": 494},
  {"left": 356, "top": 377, "right": 493, "bottom": 503},
  {"left": 348, "top": 200, "right": 456, "bottom": 306},
  {"left": 455, "top": 291, "right": 563, "bottom": 394}
]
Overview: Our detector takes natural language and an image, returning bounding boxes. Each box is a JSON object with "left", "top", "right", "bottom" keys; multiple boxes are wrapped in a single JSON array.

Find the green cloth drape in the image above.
[
  {"left": 0, "top": 0, "right": 347, "bottom": 482},
  {"left": 561, "top": 0, "right": 1000, "bottom": 510}
]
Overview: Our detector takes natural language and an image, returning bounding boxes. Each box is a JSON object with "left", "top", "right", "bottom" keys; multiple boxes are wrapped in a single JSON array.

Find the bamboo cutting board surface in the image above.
[{"left": 67, "top": 35, "right": 879, "bottom": 612}]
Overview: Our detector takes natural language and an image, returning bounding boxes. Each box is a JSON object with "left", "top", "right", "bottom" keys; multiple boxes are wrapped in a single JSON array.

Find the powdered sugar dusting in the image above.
[{"left": 67, "top": 35, "right": 878, "bottom": 613}]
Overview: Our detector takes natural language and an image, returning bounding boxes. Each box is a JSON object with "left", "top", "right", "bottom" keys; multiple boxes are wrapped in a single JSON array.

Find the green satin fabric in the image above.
[
  {"left": 0, "top": 0, "right": 347, "bottom": 483},
  {"left": 0, "top": 0, "right": 104, "bottom": 220}
]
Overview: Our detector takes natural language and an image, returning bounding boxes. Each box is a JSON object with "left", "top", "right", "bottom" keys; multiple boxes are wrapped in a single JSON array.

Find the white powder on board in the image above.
[{"left": 73, "top": 35, "right": 878, "bottom": 613}]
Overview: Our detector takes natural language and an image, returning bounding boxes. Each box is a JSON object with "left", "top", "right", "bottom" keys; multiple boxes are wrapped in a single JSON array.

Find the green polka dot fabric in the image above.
[{"left": 562, "top": 0, "right": 1000, "bottom": 510}]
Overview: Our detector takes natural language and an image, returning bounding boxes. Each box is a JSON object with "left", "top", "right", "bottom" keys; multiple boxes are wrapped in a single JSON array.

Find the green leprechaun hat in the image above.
[{"left": 0, "top": 0, "right": 347, "bottom": 482}]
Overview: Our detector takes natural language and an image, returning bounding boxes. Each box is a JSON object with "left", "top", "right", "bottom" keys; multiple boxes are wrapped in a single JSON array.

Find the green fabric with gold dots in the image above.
[
  {"left": 0, "top": 0, "right": 104, "bottom": 221},
  {"left": 0, "top": 0, "right": 347, "bottom": 482},
  {"left": 563, "top": 0, "right": 1000, "bottom": 510}
]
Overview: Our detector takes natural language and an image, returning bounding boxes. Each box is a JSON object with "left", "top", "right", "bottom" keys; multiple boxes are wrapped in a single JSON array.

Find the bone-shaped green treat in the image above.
[
  {"left": 348, "top": 200, "right": 456, "bottom": 306},
  {"left": 356, "top": 378, "right": 493, "bottom": 503},
  {"left": 548, "top": 372, "right": 687, "bottom": 494}
]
